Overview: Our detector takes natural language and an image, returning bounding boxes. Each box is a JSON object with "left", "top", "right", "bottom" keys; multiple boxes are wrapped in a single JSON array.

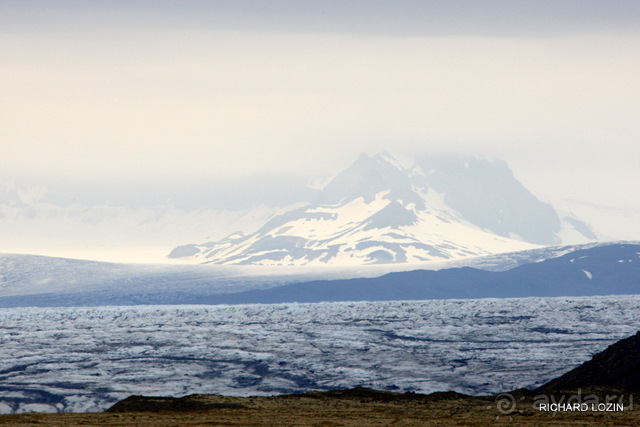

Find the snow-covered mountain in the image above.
[{"left": 170, "top": 152, "right": 596, "bottom": 266}]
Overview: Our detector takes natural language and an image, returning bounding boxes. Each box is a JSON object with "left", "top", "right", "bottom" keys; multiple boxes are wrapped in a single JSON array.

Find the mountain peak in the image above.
[
  {"left": 412, "top": 155, "right": 562, "bottom": 245},
  {"left": 169, "top": 152, "right": 598, "bottom": 266},
  {"left": 373, "top": 151, "right": 407, "bottom": 170},
  {"left": 319, "top": 152, "right": 418, "bottom": 206}
]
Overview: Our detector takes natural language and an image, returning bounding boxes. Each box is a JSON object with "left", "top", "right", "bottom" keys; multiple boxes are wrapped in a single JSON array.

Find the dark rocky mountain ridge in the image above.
[
  {"left": 538, "top": 330, "right": 640, "bottom": 393},
  {"left": 185, "top": 243, "right": 640, "bottom": 304}
]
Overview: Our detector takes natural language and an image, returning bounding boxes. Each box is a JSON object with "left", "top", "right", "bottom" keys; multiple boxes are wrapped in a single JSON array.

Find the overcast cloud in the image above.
[{"left": 2, "top": 1, "right": 639, "bottom": 210}]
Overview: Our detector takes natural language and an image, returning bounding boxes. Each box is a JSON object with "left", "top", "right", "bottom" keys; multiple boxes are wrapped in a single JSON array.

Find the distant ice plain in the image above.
[{"left": 1, "top": 295, "right": 638, "bottom": 414}]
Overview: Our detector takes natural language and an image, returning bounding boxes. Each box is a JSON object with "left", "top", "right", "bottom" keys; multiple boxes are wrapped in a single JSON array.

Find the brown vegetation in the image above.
[{"left": 1, "top": 386, "right": 637, "bottom": 426}]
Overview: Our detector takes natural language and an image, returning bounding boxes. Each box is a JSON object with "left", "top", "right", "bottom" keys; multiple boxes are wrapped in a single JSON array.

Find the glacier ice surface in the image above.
[{"left": 0, "top": 295, "right": 639, "bottom": 413}]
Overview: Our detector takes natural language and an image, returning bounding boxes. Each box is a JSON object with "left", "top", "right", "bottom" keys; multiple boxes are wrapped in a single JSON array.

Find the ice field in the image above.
[{"left": 1, "top": 295, "right": 639, "bottom": 413}]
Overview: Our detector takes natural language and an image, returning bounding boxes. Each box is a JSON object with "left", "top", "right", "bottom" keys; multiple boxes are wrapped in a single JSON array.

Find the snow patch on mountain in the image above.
[
  {"left": 171, "top": 192, "right": 536, "bottom": 266},
  {"left": 171, "top": 153, "right": 595, "bottom": 266}
]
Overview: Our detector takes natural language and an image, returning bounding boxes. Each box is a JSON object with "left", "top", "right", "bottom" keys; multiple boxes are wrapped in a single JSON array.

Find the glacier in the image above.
[
  {"left": 2, "top": 242, "right": 637, "bottom": 307},
  {"left": 1, "top": 295, "right": 639, "bottom": 414}
]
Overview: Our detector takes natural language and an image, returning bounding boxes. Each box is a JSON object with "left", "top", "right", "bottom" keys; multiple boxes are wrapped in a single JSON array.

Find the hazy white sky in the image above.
[{"left": 2, "top": 0, "right": 639, "bottom": 209}]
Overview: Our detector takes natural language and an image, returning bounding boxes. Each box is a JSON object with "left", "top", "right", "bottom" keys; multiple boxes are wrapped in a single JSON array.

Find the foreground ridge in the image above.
[
  {"left": 106, "top": 387, "right": 475, "bottom": 413},
  {"left": 4, "top": 386, "right": 635, "bottom": 426},
  {"left": 538, "top": 330, "right": 640, "bottom": 393}
]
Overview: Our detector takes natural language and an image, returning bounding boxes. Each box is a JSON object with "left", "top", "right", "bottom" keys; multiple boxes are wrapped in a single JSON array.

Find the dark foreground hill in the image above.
[
  {"left": 538, "top": 330, "right": 640, "bottom": 393},
  {"left": 2, "top": 386, "right": 637, "bottom": 426}
]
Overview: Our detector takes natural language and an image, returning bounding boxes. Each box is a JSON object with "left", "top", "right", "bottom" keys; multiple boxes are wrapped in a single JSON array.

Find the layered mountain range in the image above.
[
  {"left": 1, "top": 242, "right": 637, "bottom": 307},
  {"left": 170, "top": 153, "right": 596, "bottom": 265}
]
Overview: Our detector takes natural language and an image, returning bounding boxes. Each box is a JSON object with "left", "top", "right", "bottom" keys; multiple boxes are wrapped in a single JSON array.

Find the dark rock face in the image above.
[
  {"left": 414, "top": 155, "right": 561, "bottom": 245},
  {"left": 537, "top": 331, "right": 640, "bottom": 393},
  {"left": 106, "top": 395, "right": 247, "bottom": 412},
  {"left": 106, "top": 387, "right": 477, "bottom": 414},
  {"left": 319, "top": 153, "right": 421, "bottom": 206}
]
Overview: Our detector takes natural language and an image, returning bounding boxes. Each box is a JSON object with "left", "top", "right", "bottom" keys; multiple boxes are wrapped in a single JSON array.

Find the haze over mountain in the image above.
[
  {"left": 169, "top": 153, "right": 596, "bottom": 266},
  {"left": 3, "top": 1, "right": 639, "bottom": 265},
  {"left": 0, "top": 175, "right": 311, "bottom": 263},
  {"left": 1, "top": 151, "right": 634, "bottom": 265}
]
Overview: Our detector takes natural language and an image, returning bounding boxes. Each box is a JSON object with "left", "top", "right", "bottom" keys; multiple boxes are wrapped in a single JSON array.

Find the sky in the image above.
[{"left": 2, "top": 0, "right": 640, "bottom": 213}]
